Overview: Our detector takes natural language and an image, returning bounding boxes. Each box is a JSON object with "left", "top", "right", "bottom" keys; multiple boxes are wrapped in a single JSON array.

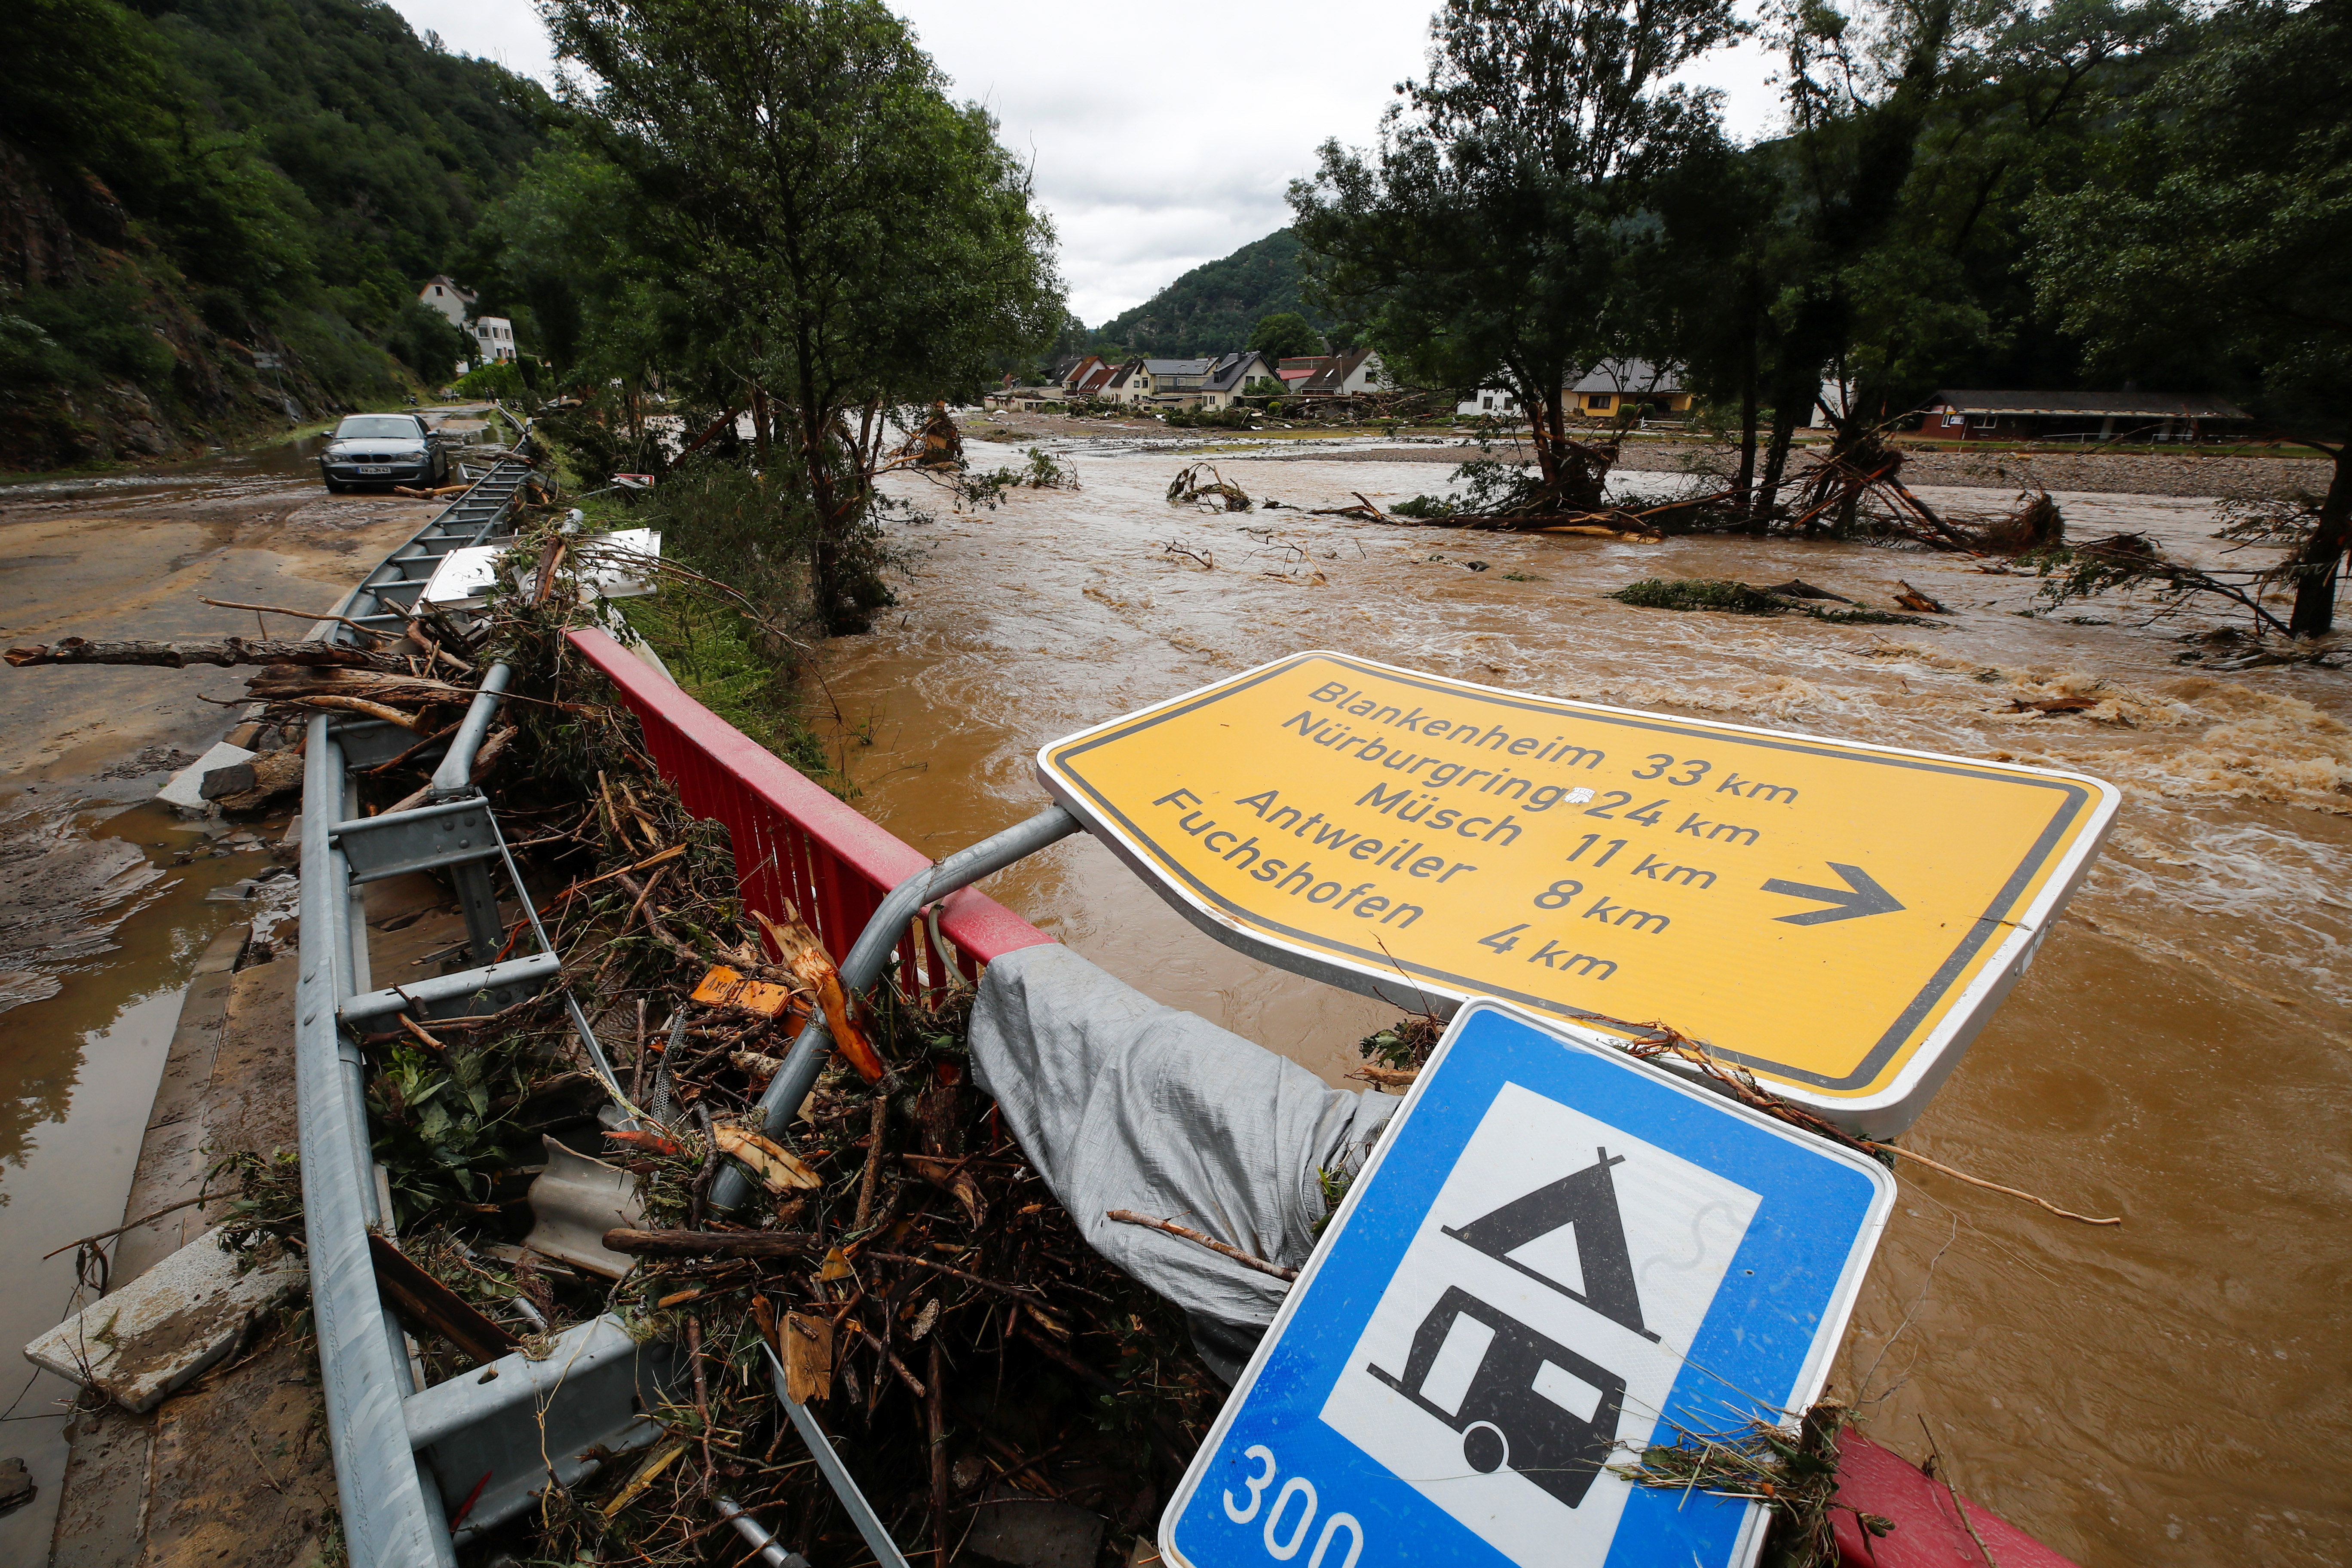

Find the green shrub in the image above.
[
  {"left": 1609, "top": 578, "right": 1789, "bottom": 614},
  {"left": 451, "top": 358, "right": 528, "bottom": 400}
]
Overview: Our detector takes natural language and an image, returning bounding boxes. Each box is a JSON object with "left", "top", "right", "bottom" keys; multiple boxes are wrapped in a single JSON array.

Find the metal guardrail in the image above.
[
  {"left": 326, "top": 454, "right": 538, "bottom": 640},
  {"left": 295, "top": 451, "right": 678, "bottom": 1567},
  {"left": 289, "top": 467, "right": 1065, "bottom": 1561}
]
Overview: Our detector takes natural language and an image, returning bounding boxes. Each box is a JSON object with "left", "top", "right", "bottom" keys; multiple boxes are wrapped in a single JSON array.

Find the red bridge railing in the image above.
[{"left": 567, "top": 628, "right": 1054, "bottom": 997}]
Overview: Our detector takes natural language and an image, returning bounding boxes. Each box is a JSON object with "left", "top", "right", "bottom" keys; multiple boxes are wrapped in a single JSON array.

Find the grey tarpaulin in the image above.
[{"left": 968, "top": 943, "right": 1399, "bottom": 1382}]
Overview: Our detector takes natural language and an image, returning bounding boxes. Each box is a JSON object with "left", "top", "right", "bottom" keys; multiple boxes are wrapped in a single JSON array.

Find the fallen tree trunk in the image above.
[{"left": 5, "top": 636, "right": 408, "bottom": 671}]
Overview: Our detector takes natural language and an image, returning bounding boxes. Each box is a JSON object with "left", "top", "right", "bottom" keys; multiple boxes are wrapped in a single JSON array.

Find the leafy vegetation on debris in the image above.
[{"left": 1608, "top": 579, "right": 1939, "bottom": 627}]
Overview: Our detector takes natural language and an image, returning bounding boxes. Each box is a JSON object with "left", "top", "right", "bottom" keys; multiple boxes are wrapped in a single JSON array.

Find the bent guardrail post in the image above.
[
  {"left": 300, "top": 716, "right": 458, "bottom": 1567},
  {"left": 711, "top": 805, "right": 1082, "bottom": 1212},
  {"left": 429, "top": 660, "right": 513, "bottom": 802}
]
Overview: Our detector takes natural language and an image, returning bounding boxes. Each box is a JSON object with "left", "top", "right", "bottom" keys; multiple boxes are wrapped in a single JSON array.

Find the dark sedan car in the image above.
[{"left": 318, "top": 413, "right": 449, "bottom": 492}]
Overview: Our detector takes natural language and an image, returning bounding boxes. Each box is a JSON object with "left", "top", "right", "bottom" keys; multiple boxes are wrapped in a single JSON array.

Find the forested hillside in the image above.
[
  {"left": 0, "top": 0, "right": 550, "bottom": 469},
  {"left": 1096, "top": 229, "right": 1332, "bottom": 357}
]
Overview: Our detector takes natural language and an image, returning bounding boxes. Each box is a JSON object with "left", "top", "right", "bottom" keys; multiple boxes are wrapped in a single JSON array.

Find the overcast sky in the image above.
[{"left": 384, "top": 0, "right": 1782, "bottom": 326}]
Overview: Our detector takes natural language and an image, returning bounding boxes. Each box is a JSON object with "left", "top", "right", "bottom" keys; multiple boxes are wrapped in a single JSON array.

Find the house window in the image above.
[
  {"left": 1588, "top": 394, "right": 1613, "bottom": 410},
  {"left": 1942, "top": 409, "right": 1963, "bottom": 427}
]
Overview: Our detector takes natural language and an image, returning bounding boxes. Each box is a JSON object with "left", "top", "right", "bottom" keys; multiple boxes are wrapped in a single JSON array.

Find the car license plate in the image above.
[{"left": 358, "top": 465, "right": 390, "bottom": 474}]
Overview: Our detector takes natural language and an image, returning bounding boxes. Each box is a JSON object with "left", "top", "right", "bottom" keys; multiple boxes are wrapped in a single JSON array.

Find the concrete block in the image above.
[
  {"left": 23, "top": 1231, "right": 304, "bottom": 1414},
  {"left": 156, "top": 742, "right": 255, "bottom": 815}
]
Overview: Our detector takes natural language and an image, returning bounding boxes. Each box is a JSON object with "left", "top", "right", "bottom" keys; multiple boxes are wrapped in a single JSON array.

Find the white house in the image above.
[
  {"left": 1458, "top": 386, "right": 1523, "bottom": 416},
  {"left": 417, "top": 274, "right": 474, "bottom": 328},
  {"left": 472, "top": 316, "right": 518, "bottom": 365}
]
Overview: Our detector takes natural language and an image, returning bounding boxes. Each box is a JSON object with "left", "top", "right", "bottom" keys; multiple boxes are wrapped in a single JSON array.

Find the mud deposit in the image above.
[
  {"left": 0, "top": 432, "right": 448, "bottom": 1559},
  {"left": 827, "top": 450, "right": 2350, "bottom": 1566}
]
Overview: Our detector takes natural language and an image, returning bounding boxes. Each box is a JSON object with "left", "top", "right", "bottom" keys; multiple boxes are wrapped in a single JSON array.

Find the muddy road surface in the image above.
[
  {"left": 828, "top": 448, "right": 2349, "bottom": 1567},
  {"left": 0, "top": 429, "right": 462, "bottom": 1559}
]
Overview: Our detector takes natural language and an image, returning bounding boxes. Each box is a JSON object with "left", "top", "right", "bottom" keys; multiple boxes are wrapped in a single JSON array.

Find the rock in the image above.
[
  {"left": 963, "top": 1486, "right": 1105, "bottom": 1568},
  {"left": 22, "top": 1229, "right": 305, "bottom": 1413},
  {"left": 0, "top": 1455, "right": 34, "bottom": 1517},
  {"left": 211, "top": 749, "right": 305, "bottom": 812},
  {"left": 198, "top": 761, "right": 257, "bottom": 800}
]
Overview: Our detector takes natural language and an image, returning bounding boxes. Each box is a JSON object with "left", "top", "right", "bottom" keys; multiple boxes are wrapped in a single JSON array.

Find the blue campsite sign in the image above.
[{"left": 1160, "top": 1000, "right": 1896, "bottom": 1568}]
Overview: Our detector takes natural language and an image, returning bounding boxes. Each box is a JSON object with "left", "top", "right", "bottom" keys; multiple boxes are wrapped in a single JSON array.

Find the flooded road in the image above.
[
  {"left": 829, "top": 449, "right": 2351, "bottom": 1566},
  {"left": 0, "top": 433, "right": 449, "bottom": 1558}
]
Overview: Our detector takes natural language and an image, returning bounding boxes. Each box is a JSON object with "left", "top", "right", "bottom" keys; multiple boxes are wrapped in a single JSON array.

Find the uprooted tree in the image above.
[
  {"left": 1289, "top": 0, "right": 1740, "bottom": 515},
  {"left": 543, "top": 0, "right": 1064, "bottom": 633}
]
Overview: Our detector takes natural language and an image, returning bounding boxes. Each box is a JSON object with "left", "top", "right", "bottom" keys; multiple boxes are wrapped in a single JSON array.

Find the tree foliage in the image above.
[
  {"left": 1291, "top": 0, "right": 1740, "bottom": 507},
  {"left": 2029, "top": 0, "right": 2352, "bottom": 632},
  {"left": 540, "top": 0, "right": 1063, "bottom": 632},
  {"left": 1247, "top": 311, "right": 1325, "bottom": 361}
]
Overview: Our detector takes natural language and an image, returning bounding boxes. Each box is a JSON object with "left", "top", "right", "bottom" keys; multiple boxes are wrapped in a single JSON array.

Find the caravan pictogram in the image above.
[{"left": 1367, "top": 1286, "right": 1626, "bottom": 1510}]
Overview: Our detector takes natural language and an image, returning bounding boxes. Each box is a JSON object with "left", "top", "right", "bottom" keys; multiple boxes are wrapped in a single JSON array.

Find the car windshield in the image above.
[{"left": 334, "top": 416, "right": 420, "bottom": 440}]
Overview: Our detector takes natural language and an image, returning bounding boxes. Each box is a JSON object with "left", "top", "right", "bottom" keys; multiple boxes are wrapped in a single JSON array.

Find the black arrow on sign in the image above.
[{"left": 1762, "top": 863, "right": 1905, "bottom": 925}]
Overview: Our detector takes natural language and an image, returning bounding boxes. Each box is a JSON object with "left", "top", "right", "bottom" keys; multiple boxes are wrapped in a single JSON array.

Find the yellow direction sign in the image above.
[{"left": 1036, "top": 652, "right": 2119, "bottom": 1136}]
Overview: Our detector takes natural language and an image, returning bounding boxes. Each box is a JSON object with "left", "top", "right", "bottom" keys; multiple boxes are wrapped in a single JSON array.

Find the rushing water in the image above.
[{"left": 820, "top": 447, "right": 2352, "bottom": 1567}]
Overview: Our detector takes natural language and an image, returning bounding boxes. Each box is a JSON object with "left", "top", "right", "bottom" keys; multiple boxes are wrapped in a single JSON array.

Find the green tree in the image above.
[
  {"left": 543, "top": 0, "right": 1064, "bottom": 632},
  {"left": 2030, "top": 0, "right": 2351, "bottom": 634},
  {"left": 1291, "top": 0, "right": 1740, "bottom": 510},
  {"left": 1247, "top": 311, "right": 1324, "bottom": 361}
]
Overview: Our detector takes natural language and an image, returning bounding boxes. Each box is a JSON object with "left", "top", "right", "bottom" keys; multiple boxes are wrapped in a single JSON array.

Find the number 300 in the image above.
[{"left": 1221, "top": 1445, "right": 1365, "bottom": 1568}]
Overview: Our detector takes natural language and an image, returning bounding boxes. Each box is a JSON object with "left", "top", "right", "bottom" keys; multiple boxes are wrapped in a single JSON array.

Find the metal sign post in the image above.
[
  {"left": 1037, "top": 650, "right": 2118, "bottom": 1136},
  {"left": 1160, "top": 1001, "right": 1896, "bottom": 1568}
]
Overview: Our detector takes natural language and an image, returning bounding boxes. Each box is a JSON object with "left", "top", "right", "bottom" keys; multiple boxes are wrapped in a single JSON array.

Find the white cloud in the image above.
[{"left": 384, "top": 0, "right": 1781, "bottom": 326}]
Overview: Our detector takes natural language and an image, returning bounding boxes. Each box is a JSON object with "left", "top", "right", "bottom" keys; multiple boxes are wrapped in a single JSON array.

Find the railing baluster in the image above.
[{"left": 566, "top": 629, "right": 1054, "bottom": 1005}]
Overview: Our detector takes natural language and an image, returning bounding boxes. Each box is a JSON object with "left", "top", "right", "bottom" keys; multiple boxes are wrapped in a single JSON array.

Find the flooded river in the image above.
[
  {"left": 0, "top": 431, "right": 2341, "bottom": 1565},
  {"left": 0, "top": 432, "right": 449, "bottom": 1559},
  {"left": 829, "top": 447, "right": 2351, "bottom": 1567}
]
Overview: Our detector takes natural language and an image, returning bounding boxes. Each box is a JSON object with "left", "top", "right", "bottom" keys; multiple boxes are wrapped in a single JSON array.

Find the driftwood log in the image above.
[
  {"left": 5, "top": 636, "right": 408, "bottom": 671},
  {"left": 602, "top": 1228, "right": 819, "bottom": 1259},
  {"left": 244, "top": 667, "right": 476, "bottom": 706}
]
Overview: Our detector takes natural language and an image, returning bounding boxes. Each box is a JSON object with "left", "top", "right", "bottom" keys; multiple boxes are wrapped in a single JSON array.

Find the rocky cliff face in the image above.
[{"left": 0, "top": 136, "right": 322, "bottom": 471}]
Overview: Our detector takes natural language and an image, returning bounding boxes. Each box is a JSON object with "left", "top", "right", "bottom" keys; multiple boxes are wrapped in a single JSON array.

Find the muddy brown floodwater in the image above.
[
  {"left": 825, "top": 447, "right": 2351, "bottom": 1568},
  {"left": 0, "top": 431, "right": 458, "bottom": 1560}
]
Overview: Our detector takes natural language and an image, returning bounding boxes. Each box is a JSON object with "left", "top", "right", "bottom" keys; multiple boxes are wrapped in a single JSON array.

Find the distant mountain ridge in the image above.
[{"left": 1096, "top": 229, "right": 1332, "bottom": 357}]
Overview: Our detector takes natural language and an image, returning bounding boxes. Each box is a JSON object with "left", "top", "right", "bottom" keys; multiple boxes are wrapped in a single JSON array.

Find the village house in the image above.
[
  {"left": 1456, "top": 359, "right": 1692, "bottom": 420},
  {"left": 417, "top": 274, "right": 474, "bottom": 327},
  {"left": 416, "top": 275, "right": 518, "bottom": 368},
  {"left": 1295, "top": 347, "right": 1391, "bottom": 397},
  {"left": 1912, "top": 389, "right": 2248, "bottom": 443},
  {"left": 472, "top": 316, "right": 518, "bottom": 364}
]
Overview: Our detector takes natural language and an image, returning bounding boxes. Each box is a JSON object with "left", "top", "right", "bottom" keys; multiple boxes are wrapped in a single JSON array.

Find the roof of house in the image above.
[
  {"left": 1200, "top": 352, "right": 1271, "bottom": 393},
  {"left": 1142, "top": 358, "right": 1215, "bottom": 375},
  {"left": 1931, "top": 389, "right": 2249, "bottom": 420},
  {"left": 1075, "top": 363, "right": 1115, "bottom": 396},
  {"left": 1300, "top": 347, "right": 1381, "bottom": 395},
  {"left": 1277, "top": 367, "right": 1315, "bottom": 383},
  {"left": 1104, "top": 363, "right": 1134, "bottom": 389},
  {"left": 422, "top": 274, "right": 475, "bottom": 300},
  {"left": 1278, "top": 356, "right": 1335, "bottom": 372},
  {"left": 1570, "top": 358, "right": 1683, "bottom": 396}
]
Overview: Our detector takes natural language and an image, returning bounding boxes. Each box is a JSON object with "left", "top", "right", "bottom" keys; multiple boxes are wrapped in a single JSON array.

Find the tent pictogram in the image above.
[{"left": 1441, "top": 1148, "right": 1659, "bottom": 1342}]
